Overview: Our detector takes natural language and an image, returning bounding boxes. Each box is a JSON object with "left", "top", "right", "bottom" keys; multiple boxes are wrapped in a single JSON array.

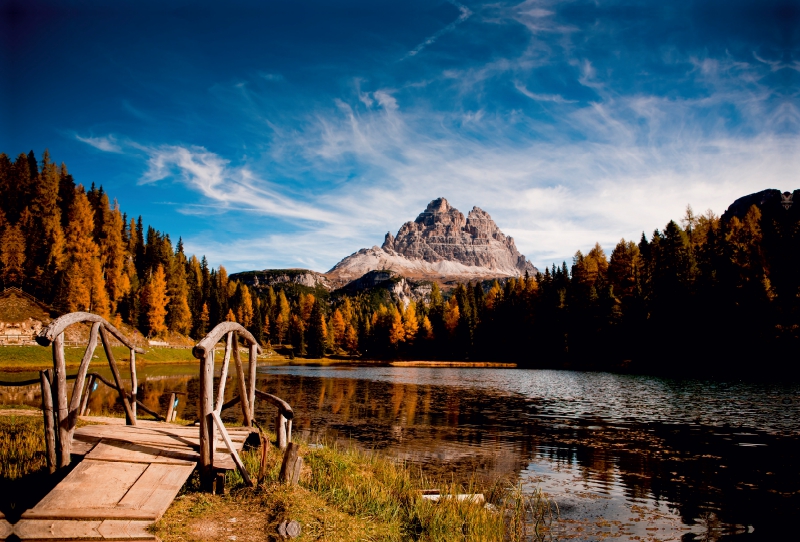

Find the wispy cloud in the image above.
[
  {"left": 140, "top": 145, "right": 346, "bottom": 227},
  {"left": 402, "top": 0, "right": 472, "bottom": 60},
  {"left": 75, "top": 134, "right": 123, "bottom": 153},
  {"left": 514, "top": 81, "right": 576, "bottom": 103}
]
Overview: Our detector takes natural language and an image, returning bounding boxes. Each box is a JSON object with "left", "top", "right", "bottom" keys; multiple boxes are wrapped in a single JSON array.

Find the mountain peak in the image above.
[{"left": 327, "top": 198, "right": 537, "bottom": 285}]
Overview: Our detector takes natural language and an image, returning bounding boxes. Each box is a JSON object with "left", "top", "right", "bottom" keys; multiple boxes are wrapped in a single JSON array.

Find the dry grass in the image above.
[{"left": 157, "top": 434, "right": 558, "bottom": 542}]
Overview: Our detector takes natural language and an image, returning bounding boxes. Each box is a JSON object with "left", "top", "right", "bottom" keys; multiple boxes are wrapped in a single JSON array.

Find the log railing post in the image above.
[
  {"left": 215, "top": 332, "right": 233, "bottom": 412},
  {"left": 130, "top": 348, "right": 137, "bottom": 419},
  {"left": 67, "top": 322, "right": 100, "bottom": 439},
  {"left": 232, "top": 335, "right": 252, "bottom": 427},
  {"left": 52, "top": 332, "right": 70, "bottom": 467},
  {"left": 79, "top": 374, "right": 96, "bottom": 416},
  {"left": 165, "top": 392, "right": 177, "bottom": 423},
  {"left": 40, "top": 370, "right": 57, "bottom": 473},
  {"left": 248, "top": 343, "right": 258, "bottom": 421},
  {"left": 99, "top": 326, "right": 136, "bottom": 426},
  {"left": 276, "top": 413, "right": 288, "bottom": 450},
  {"left": 199, "top": 348, "right": 215, "bottom": 490}
]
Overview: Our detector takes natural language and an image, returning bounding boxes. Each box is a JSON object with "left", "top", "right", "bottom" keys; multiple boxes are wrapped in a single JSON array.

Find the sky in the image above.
[{"left": 2, "top": 0, "right": 799, "bottom": 273}]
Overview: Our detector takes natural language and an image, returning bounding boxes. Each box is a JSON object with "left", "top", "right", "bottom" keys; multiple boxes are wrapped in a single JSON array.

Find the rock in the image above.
[
  {"left": 230, "top": 269, "right": 331, "bottom": 291},
  {"left": 326, "top": 198, "right": 537, "bottom": 285},
  {"left": 721, "top": 189, "right": 799, "bottom": 223}
]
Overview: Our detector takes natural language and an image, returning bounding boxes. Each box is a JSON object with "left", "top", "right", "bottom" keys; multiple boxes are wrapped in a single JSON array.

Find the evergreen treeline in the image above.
[{"left": 2, "top": 151, "right": 797, "bottom": 377}]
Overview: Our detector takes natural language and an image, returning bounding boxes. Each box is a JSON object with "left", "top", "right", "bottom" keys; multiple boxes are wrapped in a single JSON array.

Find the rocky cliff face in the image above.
[
  {"left": 230, "top": 269, "right": 332, "bottom": 290},
  {"left": 326, "top": 198, "right": 537, "bottom": 285}
]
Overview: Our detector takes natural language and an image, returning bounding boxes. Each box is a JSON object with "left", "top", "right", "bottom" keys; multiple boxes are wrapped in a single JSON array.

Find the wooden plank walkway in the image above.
[{"left": 7, "top": 417, "right": 255, "bottom": 541}]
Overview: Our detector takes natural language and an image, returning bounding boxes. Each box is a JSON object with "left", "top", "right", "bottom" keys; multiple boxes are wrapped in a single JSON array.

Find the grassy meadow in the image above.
[{"left": 0, "top": 345, "right": 198, "bottom": 371}]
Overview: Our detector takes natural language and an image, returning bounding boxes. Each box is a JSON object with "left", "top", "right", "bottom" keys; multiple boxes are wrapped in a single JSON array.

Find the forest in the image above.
[{"left": 1, "top": 150, "right": 798, "bottom": 377}]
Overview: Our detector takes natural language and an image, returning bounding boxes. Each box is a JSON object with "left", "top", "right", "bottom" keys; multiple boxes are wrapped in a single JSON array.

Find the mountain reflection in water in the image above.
[{"left": 2, "top": 366, "right": 798, "bottom": 539}]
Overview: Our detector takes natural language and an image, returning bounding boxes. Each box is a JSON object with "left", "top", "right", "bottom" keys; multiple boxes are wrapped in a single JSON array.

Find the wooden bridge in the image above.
[{"left": 1, "top": 313, "right": 295, "bottom": 541}]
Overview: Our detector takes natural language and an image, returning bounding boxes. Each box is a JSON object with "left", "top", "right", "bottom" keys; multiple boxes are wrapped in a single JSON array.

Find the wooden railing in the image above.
[
  {"left": 192, "top": 322, "right": 262, "bottom": 490},
  {"left": 35, "top": 312, "right": 144, "bottom": 471}
]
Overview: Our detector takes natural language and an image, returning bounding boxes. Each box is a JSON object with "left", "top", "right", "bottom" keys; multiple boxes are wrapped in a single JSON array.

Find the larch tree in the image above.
[
  {"left": 198, "top": 302, "right": 210, "bottom": 336},
  {"left": 102, "top": 199, "right": 130, "bottom": 312},
  {"left": 306, "top": 299, "right": 327, "bottom": 358},
  {"left": 331, "top": 309, "right": 346, "bottom": 349},
  {"left": 275, "top": 290, "right": 290, "bottom": 344},
  {"left": 443, "top": 298, "right": 460, "bottom": 336},
  {"left": 143, "top": 264, "right": 170, "bottom": 336},
  {"left": 167, "top": 251, "right": 192, "bottom": 335},
  {"left": 0, "top": 223, "right": 26, "bottom": 285},
  {"left": 62, "top": 188, "right": 109, "bottom": 316},
  {"left": 403, "top": 301, "right": 419, "bottom": 343}
]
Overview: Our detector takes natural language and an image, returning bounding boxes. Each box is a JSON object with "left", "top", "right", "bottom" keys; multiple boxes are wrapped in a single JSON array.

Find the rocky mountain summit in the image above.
[{"left": 326, "top": 198, "right": 537, "bottom": 286}]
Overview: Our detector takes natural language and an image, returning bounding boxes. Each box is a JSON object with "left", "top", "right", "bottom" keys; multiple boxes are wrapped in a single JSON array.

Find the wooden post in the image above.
[
  {"left": 199, "top": 349, "right": 215, "bottom": 490},
  {"left": 130, "top": 348, "right": 137, "bottom": 419},
  {"left": 248, "top": 343, "right": 258, "bottom": 421},
  {"left": 211, "top": 411, "right": 254, "bottom": 487},
  {"left": 258, "top": 432, "right": 270, "bottom": 485},
  {"left": 40, "top": 370, "right": 57, "bottom": 473},
  {"left": 276, "top": 413, "right": 287, "bottom": 450},
  {"left": 67, "top": 322, "right": 100, "bottom": 438},
  {"left": 99, "top": 326, "right": 136, "bottom": 426},
  {"left": 286, "top": 418, "right": 293, "bottom": 444},
  {"left": 279, "top": 442, "right": 302, "bottom": 485},
  {"left": 52, "top": 332, "right": 70, "bottom": 467},
  {"left": 232, "top": 335, "right": 252, "bottom": 427},
  {"left": 215, "top": 332, "right": 233, "bottom": 412},
  {"left": 165, "top": 392, "right": 176, "bottom": 423},
  {"left": 79, "top": 374, "right": 96, "bottom": 416}
]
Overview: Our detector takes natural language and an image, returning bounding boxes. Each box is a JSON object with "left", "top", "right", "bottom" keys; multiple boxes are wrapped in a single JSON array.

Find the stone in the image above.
[{"left": 327, "top": 198, "right": 537, "bottom": 285}]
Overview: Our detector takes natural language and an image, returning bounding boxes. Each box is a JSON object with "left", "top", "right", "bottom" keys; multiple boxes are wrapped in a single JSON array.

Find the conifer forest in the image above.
[{"left": 2, "top": 151, "right": 798, "bottom": 378}]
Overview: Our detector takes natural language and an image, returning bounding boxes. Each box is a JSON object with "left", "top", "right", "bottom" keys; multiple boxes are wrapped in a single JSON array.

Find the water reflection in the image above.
[{"left": 2, "top": 366, "right": 798, "bottom": 539}]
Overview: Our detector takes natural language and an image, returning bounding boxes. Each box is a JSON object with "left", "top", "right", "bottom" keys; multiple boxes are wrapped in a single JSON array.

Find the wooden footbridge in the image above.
[{"left": 1, "top": 313, "right": 295, "bottom": 541}]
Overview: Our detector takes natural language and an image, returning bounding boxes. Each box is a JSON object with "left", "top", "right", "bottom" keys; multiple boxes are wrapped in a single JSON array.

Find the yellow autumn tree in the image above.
[
  {"left": 236, "top": 284, "right": 254, "bottom": 327},
  {"left": 143, "top": 265, "right": 170, "bottom": 336},
  {"left": 102, "top": 200, "right": 130, "bottom": 312},
  {"left": 403, "top": 301, "right": 419, "bottom": 343},
  {"left": 198, "top": 302, "right": 210, "bottom": 336},
  {"left": 420, "top": 315, "right": 434, "bottom": 341},
  {"left": 63, "top": 188, "right": 109, "bottom": 317},
  {"left": 443, "top": 297, "right": 460, "bottom": 335},
  {"left": 331, "top": 309, "right": 346, "bottom": 348},
  {"left": 388, "top": 305, "right": 405, "bottom": 346},
  {"left": 345, "top": 323, "right": 358, "bottom": 353},
  {"left": 0, "top": 223, "right": 26, "bottom": 284}
]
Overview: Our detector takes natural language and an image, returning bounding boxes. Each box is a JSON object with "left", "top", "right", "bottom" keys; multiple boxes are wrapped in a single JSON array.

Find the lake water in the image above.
[{"left": 2, "top": 364, "right": 799, "bottom": 540}]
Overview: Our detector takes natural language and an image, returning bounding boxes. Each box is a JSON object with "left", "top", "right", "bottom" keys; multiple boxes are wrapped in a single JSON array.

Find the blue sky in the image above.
[{"left": 3, "top": 0, "right": 798, "bottom": 273}]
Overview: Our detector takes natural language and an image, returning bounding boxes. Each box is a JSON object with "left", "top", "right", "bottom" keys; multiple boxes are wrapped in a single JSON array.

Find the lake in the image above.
[{"left": 2, "top": 364, "right": 798, "bottom": 540}]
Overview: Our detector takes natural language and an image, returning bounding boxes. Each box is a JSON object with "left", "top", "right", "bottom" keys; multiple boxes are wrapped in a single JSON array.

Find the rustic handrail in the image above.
[
  {"left": 36, "top": 312, "right": 145, "bottom": 353},
  {"left": 192, "top": 322, "right": 262, "bottom": 490},
  {"left": 34, "top": 311, "right": 144, "bottom": 471},
  {"left": 192, "top": 322, "right": 262, "bottom": 359}
]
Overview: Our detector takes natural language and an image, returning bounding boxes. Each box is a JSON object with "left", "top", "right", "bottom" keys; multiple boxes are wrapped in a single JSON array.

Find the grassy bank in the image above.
[
  {"left": 158, "top": 433, "right": 558, "bottom": 541},
  {"left": 0, "top": 345, "right": 197, "bottom": 371},
  {"left": 0, "top": 411, "right": 557, "bottom": 540}
]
